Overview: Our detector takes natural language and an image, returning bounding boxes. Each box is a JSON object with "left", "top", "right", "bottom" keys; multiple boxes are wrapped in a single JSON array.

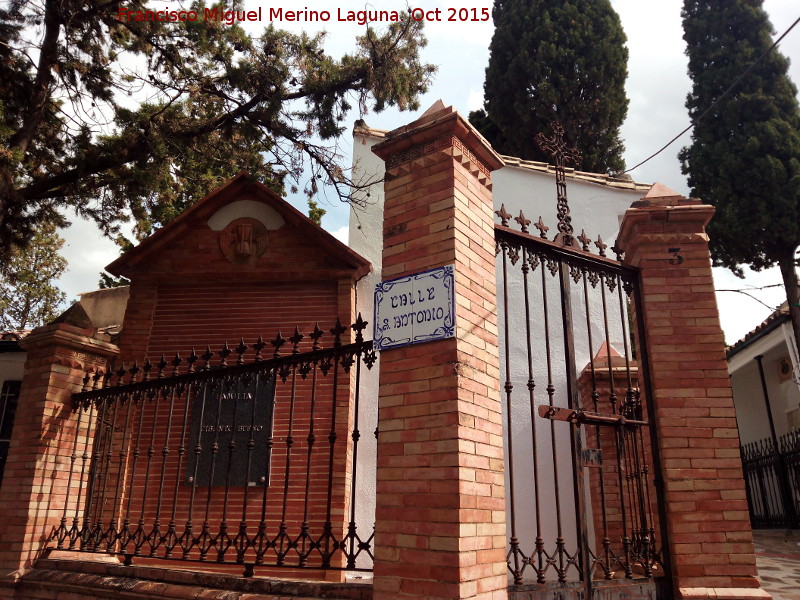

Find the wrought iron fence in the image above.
[
  {"left": 495, "top": 206, "right": 667, "bottom": 594},
  {"left": 741, "top": 429, "right": 800, "bottom": 528},
  {"left": 52, "top": 317, "right": 377, "bottom": 575}
]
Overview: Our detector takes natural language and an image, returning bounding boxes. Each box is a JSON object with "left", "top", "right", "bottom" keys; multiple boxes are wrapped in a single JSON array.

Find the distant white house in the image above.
[{"left": 727, "top": 301, "right": 800, "bottom": 445}]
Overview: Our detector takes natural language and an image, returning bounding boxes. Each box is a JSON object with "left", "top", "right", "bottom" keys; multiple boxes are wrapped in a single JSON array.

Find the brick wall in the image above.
[
  {"left": 371, "top": 105, "right": 508, "bottom": 600},
  {"left": 0, "top": 323, "right": 118, "bottom": 595},
  {"left": 67, "top": 183, "right": 367, "bottom": 580},
  {"left": 616, "top": 190, "right": 768, "bottom": 600}
]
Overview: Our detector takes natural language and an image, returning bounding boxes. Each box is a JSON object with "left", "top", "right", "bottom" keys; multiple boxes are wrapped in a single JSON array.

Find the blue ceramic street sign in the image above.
[{"left": 374, "top": 265, "right": 455, "bottom": 350}]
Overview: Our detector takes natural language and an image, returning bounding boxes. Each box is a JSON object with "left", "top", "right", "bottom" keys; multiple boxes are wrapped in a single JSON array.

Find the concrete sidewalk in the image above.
[{"left": 753, "top": 530, "right": 800, "bottom": 600}]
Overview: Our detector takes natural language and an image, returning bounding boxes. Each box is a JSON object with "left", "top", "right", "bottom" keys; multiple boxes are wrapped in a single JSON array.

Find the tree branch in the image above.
[{"left": 9, "top": 0, "right": 61, "bottom": 155}]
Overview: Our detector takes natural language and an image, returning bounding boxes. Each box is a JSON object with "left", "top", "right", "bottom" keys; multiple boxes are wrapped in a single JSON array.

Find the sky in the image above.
[{"left": 55, "top": 0, "right": 800, "bottom": 345}]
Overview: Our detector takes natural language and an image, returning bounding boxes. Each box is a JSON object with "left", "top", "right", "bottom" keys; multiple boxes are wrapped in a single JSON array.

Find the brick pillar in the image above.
[
  {"left": 370, "top": 104, "right": 507, "bottom": 600},
  {"left": 615, "top": 186, "right": 768, "bottom": 600},
  {"left": 0, "top": 323, "right": 118, "bottom": 589}
]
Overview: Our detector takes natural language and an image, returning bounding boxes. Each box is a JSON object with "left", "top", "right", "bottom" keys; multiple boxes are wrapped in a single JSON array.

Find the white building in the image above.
[{"left": 727, "top": 302, "right": 800, "bottom": 445}]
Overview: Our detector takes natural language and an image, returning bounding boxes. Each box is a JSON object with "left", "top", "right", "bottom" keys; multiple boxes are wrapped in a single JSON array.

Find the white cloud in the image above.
[
  {"left": 329, "top": 225, "right": 350, "bottom": 245},
  {"left": 466, "top": 89, "right": 484, "bottom": 112}
]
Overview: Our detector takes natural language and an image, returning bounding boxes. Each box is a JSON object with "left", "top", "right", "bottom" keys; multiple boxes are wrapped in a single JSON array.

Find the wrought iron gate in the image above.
[
  {"left": 52, "top": 318, "right": 377, "bottom": 576},
  {"left": 741, "top": 430, "right": 800, "bottom": 528},
  {"left": 494, "top": 208, "right": 670, "bottom": 598}
]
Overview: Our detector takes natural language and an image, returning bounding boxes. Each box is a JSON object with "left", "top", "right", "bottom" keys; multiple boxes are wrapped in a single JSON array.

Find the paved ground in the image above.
[{"left": 754, "top": 529, "right": 800, "bottom": 600}]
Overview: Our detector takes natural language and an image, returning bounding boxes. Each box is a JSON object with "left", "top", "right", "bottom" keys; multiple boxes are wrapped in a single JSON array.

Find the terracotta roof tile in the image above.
[{"left": 726, "top": 300, "right": 792, "bottom": 358}]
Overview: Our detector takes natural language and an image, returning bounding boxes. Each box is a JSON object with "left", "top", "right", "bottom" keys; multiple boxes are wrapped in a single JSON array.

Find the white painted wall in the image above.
[
  {"left": 728, "top": 325, "right": 800, "bottom": 446},
  {"left": 347, "top": 130, "right": 385, "bottom": 570},
  {"left": 348, "top": 124, "right": 651, "bottom": 575}
]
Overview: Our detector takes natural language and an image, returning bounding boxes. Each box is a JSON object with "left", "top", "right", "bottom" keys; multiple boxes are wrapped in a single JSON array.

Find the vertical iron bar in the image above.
[
  {"left": 111, "top": 394, "right": 135, "bottom": 551},
  {"left": 97, "top": 395, "right": 121, "bottom": 550},
  {"left": 617, "top": 280, "right": 644, "bottom": 545},
  {"left": 166, "top": 383, "right": 191, "bottom": 558},
  {"left": 617, "top": 278, "right": 652, "bottom": 573},
  {"left": 346, "top": 350, "right": 363, "bottom": 569},
  {"left": 599, "top": 275, "right": 631, "bottom": 576},
  {"left": 300, "top": 360, "right": 319, "bottom": 566},
  {"left": 582, "top": 269, "right": 611, "bottom": 580},
  {"left": 200, "top": 380, "right": 225, "bottom": 560},
  {"left": 217, "top": 376, "right": 241, "bottom": 563},
  {"left": 61, "top": 401, "right": 84, "bottom": 548},
  {"left": 558, "top": 259, "right": 592, "bottom": 596},
  {"left": 123, "top": 394, "right": 146, "bottom": 556},
  {"left": 541, "top": 260, "right": 566, "bottom": 582},
  {"left": 76, "top": 398, "right": 96, "bottom": 549},
  {"left": 84, "top": 396, "right": 109, "bottom": 549},
  {"left": 632, "top": 270, "right": 674, "bottom": 592},
  {"left": 634, "top": 427, "right": 654, "bottom": 575},
  {"left": 501, "top": 244, "right": 522, "bottom": 584},
  {"left": 322, "top": 352, "right": 341, "bottom": 568},
  {"left": 522, "top": 248, "right": 545, "bottom": 583},
  {"left": 622, "top": 428, "right": 640, "bottom": 564},
  {"left": 138, "top": 389, "right": 160, "bottom": 556},
  {"left": 237, "top": 372, "right": 262, "bottom": 564},
  {"left": 277, "top": 363, "right": 298, "bottom": 565},
  {"left": 151, "top": 384, "right": 178, "bottom": 557},
  {"left": 255, "top": 370, "right": 277, "bottom": 565},
  {"left": 184, "top": 380, "right": 210, "bottom": 559}
]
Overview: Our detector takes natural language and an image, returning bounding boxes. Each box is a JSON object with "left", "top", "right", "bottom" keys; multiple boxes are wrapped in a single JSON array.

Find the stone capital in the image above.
[
  {"left": 371, "top": 103, "right": 504, "bottom": 175},
  {"left": 20, "top": 322, "right": 119, "bottom": 360},
  {"left": 616, "top": 203, "right": 716, "bottom": 267}
]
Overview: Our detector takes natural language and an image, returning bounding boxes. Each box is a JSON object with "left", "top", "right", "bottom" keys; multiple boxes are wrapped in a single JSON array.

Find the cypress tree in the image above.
[
  {"left": 470, "top": 0, "right": 629, "bottom": 173},
  {"left": 679, "top": 0, "right": 800, "bottom": 349}
]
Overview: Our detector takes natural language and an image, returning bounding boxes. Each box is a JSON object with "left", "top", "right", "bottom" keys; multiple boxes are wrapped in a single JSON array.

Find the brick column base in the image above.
[{"left": 0, "top": 323, "right": 118, "bottom": 594}]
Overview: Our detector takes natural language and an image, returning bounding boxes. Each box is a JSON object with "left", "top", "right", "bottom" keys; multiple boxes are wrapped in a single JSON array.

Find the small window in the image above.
[{"left": 0, "top": 381, "right": 22, "bottom": 483}]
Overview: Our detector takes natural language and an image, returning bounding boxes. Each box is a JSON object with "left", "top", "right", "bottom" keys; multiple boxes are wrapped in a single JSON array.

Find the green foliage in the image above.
[
  {"left": 98, "top": 272, "right": 130, "bottom": 289},
  {"left": 0, "top": 223, "right": 67, "bottom": 330},
  {"left": 0, "top": 1, "right": 435, "bottom": 264},
  {"left": 307, "top": 198, "right": 326, "bottom": 226},
  {"left": 679, "top": 0, "right": 800, "bottom": 346},
  {"left": 471, "top": 0, "right": 629, "bottom": 173},
  {"left": 680, "top": 0, "right": 800, "bottom": 272}
]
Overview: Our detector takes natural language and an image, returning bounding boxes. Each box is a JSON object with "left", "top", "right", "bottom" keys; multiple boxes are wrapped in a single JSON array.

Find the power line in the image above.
[{"left": 623, "top": 13, "right": 800, "bottom": 175}]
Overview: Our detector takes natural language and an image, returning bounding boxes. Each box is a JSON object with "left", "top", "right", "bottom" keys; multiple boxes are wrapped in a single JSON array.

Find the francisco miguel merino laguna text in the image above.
[
  {"left": 118, "top": 6, "right": 491, "bottom": 24},
  {"left": 117, "top": 6, "right": 410, "bottom": 25}
]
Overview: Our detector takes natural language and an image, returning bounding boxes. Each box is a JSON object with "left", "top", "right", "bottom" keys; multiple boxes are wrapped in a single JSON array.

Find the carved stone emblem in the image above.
[{"left": 219, "top": 217, "right": 268, "bottom": 264}]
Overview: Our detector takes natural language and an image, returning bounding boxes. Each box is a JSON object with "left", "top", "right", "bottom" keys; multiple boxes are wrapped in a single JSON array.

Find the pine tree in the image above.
[
  {"left": 0, "top": 223, "right": 67, "bottom": 330},
  {"left": 470, "top": 0, "right": 629, "bottom": 173},
  {"left": 0, "top": 1, "right": 435, "bottom": 267},
  {"left": 679, "top": 0, "right": 800, "bottom": 350}
]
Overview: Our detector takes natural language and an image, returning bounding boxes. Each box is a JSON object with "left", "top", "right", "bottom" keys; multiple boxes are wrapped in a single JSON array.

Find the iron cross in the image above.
[{"left": 535, "top": 122, "right": 582, "bottom": 246}]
